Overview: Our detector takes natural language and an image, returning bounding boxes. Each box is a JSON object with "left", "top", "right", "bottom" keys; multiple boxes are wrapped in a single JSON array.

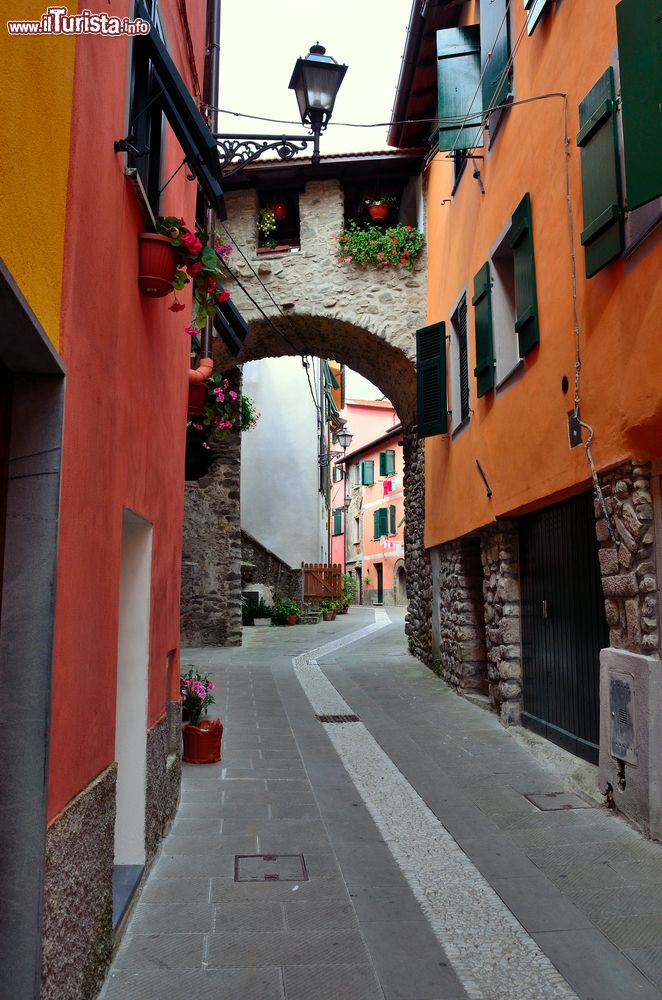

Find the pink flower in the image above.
[
  {"left": 347, "top": 256, "right": 353, "bottom": 262},
  {"left": 330, "top": 232, "right": 337, "bottom": 238},
  {"left": 216, "top": 290, "right": 231, "bottom": 303},
  {"left": 180, "top": 231, "right": 202, "bottom": 254},
  {"left": 223, "top": 379, "right": 229, "bottom": 389},
  {"left": 202, "top": 442, "right": 210, "bottom": 449},
  {"left": 185, "top": 325, "right": 198, "bottom": 336},
  {"left": 169, "top": 301, "right": 186, "bottom": 313},
  {"left": 208, "top": 682, "right": 215, "bottom": 690},
  {"left": 192, "top": 423, "right": 203, "bottom": 430},
  {"left": 229, "top": 390, "right": 237, "bottom": 400},
  {"left": 187, "top": 261, "right": 202, "bottom": 276}
]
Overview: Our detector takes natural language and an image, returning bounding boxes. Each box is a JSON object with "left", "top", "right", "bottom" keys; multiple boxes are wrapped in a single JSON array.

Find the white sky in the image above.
[
  {"left": 345, "top": 368, "right": 383, "bottom": 400},
  {"left": 218, "top": 0, "right": 412, "bottom": 156}
]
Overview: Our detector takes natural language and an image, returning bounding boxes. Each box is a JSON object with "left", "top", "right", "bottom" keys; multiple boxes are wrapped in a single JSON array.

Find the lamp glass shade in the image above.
[
  {"left": 289, "top": 45, "right": 347, "bottom": 128},
  {"left": 336, "top": 428, "right": 353, "bottom": 449}
]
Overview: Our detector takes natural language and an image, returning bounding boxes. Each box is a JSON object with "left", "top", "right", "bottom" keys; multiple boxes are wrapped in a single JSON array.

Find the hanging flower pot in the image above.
[
  {"left": 187, "top": 383, "right": 208, "bottom": 416},
  {"left": 367, "top": 203, "right": 389, "bottom": 222},
  {"left": 138, "top": 233, "right": 178, "bottom": 297},
  {"left": 272, "top": 201, "right": 287, "bottom": 221},
  {"left": 182, "top": 717, "right": 223, "bottom": 764}
]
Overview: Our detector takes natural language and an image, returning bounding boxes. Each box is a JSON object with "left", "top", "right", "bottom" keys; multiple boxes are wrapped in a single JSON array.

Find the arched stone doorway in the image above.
[{"left": 393, "top": 559, "right": 408, "bottom": 606}]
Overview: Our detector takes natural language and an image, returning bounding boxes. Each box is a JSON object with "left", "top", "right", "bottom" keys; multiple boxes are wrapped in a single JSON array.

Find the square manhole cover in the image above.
[
  {"left": 524, "top": 792, "right": 593, "bottom": 811},
  {"left": 234, "top": 854, "right": 309, "bottom": 882}
]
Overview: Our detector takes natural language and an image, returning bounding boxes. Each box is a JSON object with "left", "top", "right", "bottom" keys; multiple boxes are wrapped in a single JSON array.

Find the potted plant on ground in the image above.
[
  {"left": 253, "top": 598, "right": 273, "bottom": 627},
  {"left": 180, "top": 668, "right": 223, "bottom": 764},
  {"left": 278, "top": 598, "right": 301, "bottom": 625},
  {"left": 320, "top": 599, "right": 337, "bottom": 621}
]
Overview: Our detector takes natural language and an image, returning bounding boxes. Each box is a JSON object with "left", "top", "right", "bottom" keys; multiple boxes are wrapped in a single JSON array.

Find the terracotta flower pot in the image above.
[
  {"left": 368, "top": 203, "right": 389, "bottom": 221},
  {"left": 339, "top": 605, "right": 349, "bottom": 614},
  {"left": 286, "top": 614, "right": 298, "bottom": 625},
  {"left": 182, "top": 717, "right": 223, "bottom": 764},
  {"left": 187, "top": 382, "right": 208, "bottom": 416},
  {"left": 138, "top": 233, "right": 178, "bottom": 297},
  {"left": 272, "top": 201, "right": 287, "bottom": 221},
  {"left": 322, "top": 612, "right": 334, "bottom": 621}
]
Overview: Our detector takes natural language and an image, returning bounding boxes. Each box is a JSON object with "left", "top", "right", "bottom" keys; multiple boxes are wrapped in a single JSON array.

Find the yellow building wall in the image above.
[{"left": 0, "top": 2, "right": 78, "bottom": 348}]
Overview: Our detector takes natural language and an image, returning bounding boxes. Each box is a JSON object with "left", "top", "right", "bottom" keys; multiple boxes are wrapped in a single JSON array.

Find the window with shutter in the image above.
[
  {"left": 449, "top": 295, "right": 470, "bottom": 433},
  {"left": 472, "top": 264, "right": 495, "bottom": 397},
  {"left": 373, "top": 509, "right": 380, "bottom": 540},
  {"left": 524, "top": 0, "right": 551, "bottom": 35},
  {"left": 389, "top": 506, "right": 396, "bottom": 535},
  {"left": 480, "top": 0, "right": 511, "bottom": 113},
  {"left": 437, "top": 26, "right": 483, "bottom": 152},
  {"left": 576, "top": 67, "right": 624, "bottom": 278},
  {"left": 380, "top": 508, "right": 389, "bottom": 538},
  {"left": 416, "top": 322, "right": 447, "bottom": 438},
  {"left": 333, "top": 509, "right": 343, "bottom": 536},
  {"left": 616, "top": 0, "right": 662, "bottom": 211},
  {"left": 379, "top": 450, "right": 396, "bottom": 477},
  {"left": 361, "top": 460, "right": 374, "bottom": 486},
  {"left": 510, "top": 193, "right": 539, "bottom": 356}
]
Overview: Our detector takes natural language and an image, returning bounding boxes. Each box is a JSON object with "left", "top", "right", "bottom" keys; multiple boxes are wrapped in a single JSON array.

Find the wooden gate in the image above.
[
  {"left": 520, "top": 492, "right": 609, "bottom": 764},
  {"left": 302, "top": 563, "right": 342, "bottom": 601},
  {"left": 520, "top": 490, "right": 608, "bottom": 764}
]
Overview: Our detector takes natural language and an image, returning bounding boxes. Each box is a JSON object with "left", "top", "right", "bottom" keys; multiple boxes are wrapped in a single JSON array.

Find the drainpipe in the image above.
[{"left": 202, "top": 0, "right": 222, "bottom": 360}]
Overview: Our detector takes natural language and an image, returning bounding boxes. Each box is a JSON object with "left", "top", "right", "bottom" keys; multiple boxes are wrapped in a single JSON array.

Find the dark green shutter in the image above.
[
  {"left": 510, "top": 193, "right": 539, "bottom": 356},
  {"left": 333, "top": 509, "right": 342, "bottom": 535},
  {"left": 380, "top": 508, "right": 389, "bottom": 538},
  {"left": 380, "top": 450, "right": 395, "bottom": 476},
  {"left": 361, "top": 460, "right": 374, "bottom": 486},
  {"left": 472, "top": 264, "right": 495, "bottom": 396},
  {"left": 416, "top": 322, "right": 447, "bottom": 438},
  {"left": 379, "top": 452, "right": 386, "bottom": 477},
  {"left": 576, "top": 67, "right": 624, "bottom": 278},
  {"left": 389, "top": 506, "right": 396, "bottom": 535},
  {"left": 437, "top": 26, "right": 483, "bottom": 151},
  {"left": 481, "top": 0, "right": 510, "bottom": 111},
  {"left": 373, "top": 510, "right": 380, "bottom": 539},
  {"left": 525, "top": 0, "right": 551, "bottom": 35},
  {"left": 616, "top": 0, "right": 662, "bottom": 210}
]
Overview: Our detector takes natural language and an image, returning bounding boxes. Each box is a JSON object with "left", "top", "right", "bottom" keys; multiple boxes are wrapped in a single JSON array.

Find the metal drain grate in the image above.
[
  {"left": 316, "top": 714, "right": 360, "bottom": 723},
  {"left": 234, "top": 854, "right": 309, "bottom": 882}
]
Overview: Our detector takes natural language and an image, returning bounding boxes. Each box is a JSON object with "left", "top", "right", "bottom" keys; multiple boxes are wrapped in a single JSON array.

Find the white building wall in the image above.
[{"left": 241, "top": 356, "right": 327, "bottom": 567}]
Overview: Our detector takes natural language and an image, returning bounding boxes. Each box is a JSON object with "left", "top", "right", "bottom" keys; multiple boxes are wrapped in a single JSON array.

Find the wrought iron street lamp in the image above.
[
  {"left": 318, "top": 425, "right": 353, "bottom": 467},
  {"left": 215, "top": 44, "right": 347, "bottom": 177}
]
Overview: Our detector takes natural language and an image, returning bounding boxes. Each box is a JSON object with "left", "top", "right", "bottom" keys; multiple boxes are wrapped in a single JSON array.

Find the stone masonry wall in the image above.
[
  {"left": 480, "top": 521, "right": 523, "bottom": 725},
  {"left": 181, "top": 420, "right": 242, "bottom": 647},
  {"left": 595, "top": 461, "right": 659, "bottom": 655},
  {"left": 404, "top": 431, "right": 432, "bottom": 666},
  {"left": 145, "top": 712, "right": 181, "bottom": 861},
  {"left": 241, "top": 529, "right": 302, "bottom": 602},
  {"left": 41, "top": 766, "right": 116, "bottom": 1000},
  {"left": 433, "top": 537, "right": 487, "bottom": 692},
  {"left": 220, "top": 181, "right": 427, "bottom": 388}
]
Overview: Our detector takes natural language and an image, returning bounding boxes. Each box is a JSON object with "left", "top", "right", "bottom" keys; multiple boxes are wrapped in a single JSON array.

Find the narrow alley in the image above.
[{"left": 101, "top": 610, "right": 662, "bottom": 1000}]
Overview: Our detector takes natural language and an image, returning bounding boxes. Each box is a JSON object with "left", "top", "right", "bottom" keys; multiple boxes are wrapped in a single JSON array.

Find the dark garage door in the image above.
[{"left": 520, "top": 490, "right": 608, "bottom": 764}]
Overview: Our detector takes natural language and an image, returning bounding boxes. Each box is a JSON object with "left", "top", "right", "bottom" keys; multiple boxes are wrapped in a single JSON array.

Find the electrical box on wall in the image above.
[{"left": 609, "top": 673, "right": 638, "bottom": 766}]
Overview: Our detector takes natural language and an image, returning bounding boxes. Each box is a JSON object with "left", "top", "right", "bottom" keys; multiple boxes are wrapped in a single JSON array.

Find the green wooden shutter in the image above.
[
  {"left": 510, "top": 193, "right": 539, "bottom": 356},
  {"left": 437, "top": 26, "right": 483, "bottom": 151},
  {"left": 361, "top": 460, "right": 374, "bottom": 486},
  {"left": 616, "top": 0, "right": 662, "bottom": 210},
  {"left": 380, "top": 508, "right": 389, "bottom": 538},
  {"left": 382, "top": 450, "right": 395, "bottom": 476},
  {"left": 416, "top": 322, "right": 447, "bottom": 438},
  {"left": 333, "top": 509, "right": 342, "bottom": 535},
  {"left": 576, "top": 67, "right": 624, "bottom": 278},
  {"left": 525, "top": 0, "right": 551, "bottom": 35},
  {"left": 373, "top": 510, "right": 380, "bottom": 539},
  {"left": 379, "top": 452, "right": 386, "bottom": 477},
  {"left": 472, "top": 263, "right": 495, "bottom": 397},
  {"left": 389, "top": 506, "right": 396, "bottom": 535},
  {"left": 481, "top": 0, "right": 511, "bottom": 111}
]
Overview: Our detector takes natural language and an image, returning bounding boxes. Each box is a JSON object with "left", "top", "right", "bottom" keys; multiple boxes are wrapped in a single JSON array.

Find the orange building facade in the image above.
[
  {"left": 392, "top": 0, "right": 662, "bottom": 836},
  {"left": 0, "top": 1, "right": 227, "bottom": 994}
]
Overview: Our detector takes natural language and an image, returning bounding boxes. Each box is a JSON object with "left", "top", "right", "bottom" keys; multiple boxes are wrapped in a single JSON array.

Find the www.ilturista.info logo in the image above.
[{"left": 7, "top": 6, "right": 151, "bottom": 36}]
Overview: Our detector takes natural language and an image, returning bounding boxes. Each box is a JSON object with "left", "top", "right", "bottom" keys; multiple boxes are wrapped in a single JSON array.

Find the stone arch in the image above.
[{"left": 181, "top": 176, "right": 433, "bottom": 666}]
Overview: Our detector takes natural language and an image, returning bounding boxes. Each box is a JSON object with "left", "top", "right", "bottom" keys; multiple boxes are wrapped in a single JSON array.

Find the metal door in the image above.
[
  {"left": 375, "top": 563, "right": 384, "bottom": 604},
  {"left": 520, "top": 490, "right": 608, "bottom": 763}
]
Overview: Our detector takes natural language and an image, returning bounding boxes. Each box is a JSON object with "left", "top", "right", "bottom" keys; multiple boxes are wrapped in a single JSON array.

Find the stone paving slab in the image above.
[{"left": 99, "top": 609, "right": 662, "bottom": 1000}]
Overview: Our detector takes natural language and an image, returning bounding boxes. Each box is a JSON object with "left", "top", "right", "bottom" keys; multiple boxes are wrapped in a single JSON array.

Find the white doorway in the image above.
[{"left": 113, "top": 511, "right": 152, "bottom": 922}]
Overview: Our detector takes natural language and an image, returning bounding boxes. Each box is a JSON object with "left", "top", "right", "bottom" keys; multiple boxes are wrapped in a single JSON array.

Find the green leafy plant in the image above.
[
  {"left": 189, "top": 371, "right": 259, "bottom": 446},
  {"left": 341, "top": 573, "right": 357, "bottom": 606},
  {"left": 180, "top": 667, "right": 216, "bottom": 725},
  {"left": 272, "top": 597, "right": 301, "bottom": 623},
  {"left": 257, "top": 207, "right": 278, "bottom": 248},
  {"left": 158, "top": 216, "right": 233, "bottom": 331},
  {"left": 319, "top": 599, "right": 338, "bottom": 615},
  {"left": 254, "top": 598, "right": 273, "bottom": 619},
  {"left": 365, "top": 195, "right": 397, "bottom": 206},
  {"left": 364, "top": 574, "right": 371, "bottom": 587},
  {"left": 335, "top": 222, "right": 425, "bottom": 273}
]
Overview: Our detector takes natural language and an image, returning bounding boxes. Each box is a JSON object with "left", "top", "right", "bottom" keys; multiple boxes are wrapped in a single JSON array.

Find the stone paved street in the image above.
[{"left": 99, "top": 608, "right": 662, "bottom": 1000}]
